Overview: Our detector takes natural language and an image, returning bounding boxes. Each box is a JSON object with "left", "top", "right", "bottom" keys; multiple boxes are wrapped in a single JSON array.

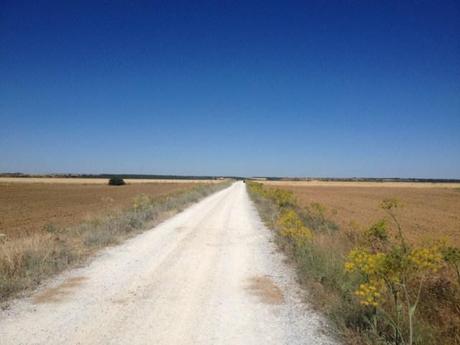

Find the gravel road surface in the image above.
[{"left": 0, "top": 182, "right": 338, "bottom": 345}]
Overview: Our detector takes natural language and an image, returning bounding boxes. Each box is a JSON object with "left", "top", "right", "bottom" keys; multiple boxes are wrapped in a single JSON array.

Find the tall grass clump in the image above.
[
  {"left": 247, "top": 181, "right": 460, "bottom": 345},
  {"left": 0, "top": 182, "right": 230, "bottom": 302}
]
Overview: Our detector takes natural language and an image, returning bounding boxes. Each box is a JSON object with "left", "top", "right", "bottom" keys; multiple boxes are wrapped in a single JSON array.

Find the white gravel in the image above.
[{"left": 0, "top": 182, "right": 339, "bottom": 345}]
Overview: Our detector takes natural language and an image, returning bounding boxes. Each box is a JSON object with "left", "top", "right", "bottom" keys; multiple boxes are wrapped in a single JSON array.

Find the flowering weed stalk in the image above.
[
  {"left": 247, "top": 181, "right": 460, "bottom": 345},
  {"left": 345, "top": 200, "right": 448, "bottom": 345}
]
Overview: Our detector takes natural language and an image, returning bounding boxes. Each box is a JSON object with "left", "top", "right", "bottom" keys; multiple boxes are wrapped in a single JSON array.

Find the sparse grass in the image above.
[
  {"left": 0, "top": 181, "right": 204, "bottom": 239},
  {"left": 247, "top": 182, "right": 460, "bottom": 345},
  {"left": 0, "top": 182, "right": 230, "bottom": 303}
]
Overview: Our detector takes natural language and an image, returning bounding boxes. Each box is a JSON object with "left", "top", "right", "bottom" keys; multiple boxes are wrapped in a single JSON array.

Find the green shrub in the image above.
[{"left": 108, "top": 177, "right": 126, "bottom": 186}]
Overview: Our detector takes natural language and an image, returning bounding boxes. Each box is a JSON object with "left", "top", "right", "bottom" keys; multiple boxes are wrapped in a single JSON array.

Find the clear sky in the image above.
[{"left": 1, "top": 1, "right": 459, "bottom": 178}]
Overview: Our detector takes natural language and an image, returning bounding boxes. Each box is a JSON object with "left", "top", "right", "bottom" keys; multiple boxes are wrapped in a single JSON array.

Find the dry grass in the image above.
[
  {"left": 250, "top": 182, "right": 460, "bottom": 345},
  {"left": 0, "top": 182, "right": 201, "bottom": 239},
  {"left": 0, "top": 182, "right": 229, "bottom": 302},
  {"left": 263, "top": 183, "right": 460, "bottom": 246}
]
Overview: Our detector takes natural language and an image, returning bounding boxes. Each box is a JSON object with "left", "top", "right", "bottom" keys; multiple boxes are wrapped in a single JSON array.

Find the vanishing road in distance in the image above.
[{"left": 1, "top": 182, "right": 337, "bottom": 345}]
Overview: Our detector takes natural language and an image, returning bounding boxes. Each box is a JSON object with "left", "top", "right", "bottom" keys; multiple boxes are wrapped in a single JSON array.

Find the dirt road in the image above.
[{"left": 0, "top": 182, "right": 337, "bottom": 345}]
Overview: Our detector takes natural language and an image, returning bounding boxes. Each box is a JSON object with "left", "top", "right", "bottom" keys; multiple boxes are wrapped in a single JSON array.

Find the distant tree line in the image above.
[
  {"left": 247, "top": 176, "right": 460, "bottom": 183},
  {"left": 0, "top": 172, "right": 245, "bottom": 180}
]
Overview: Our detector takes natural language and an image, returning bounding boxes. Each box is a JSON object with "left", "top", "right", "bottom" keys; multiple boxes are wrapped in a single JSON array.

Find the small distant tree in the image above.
[{"left": 108, "top": 177, "right": 126, "bottom": 186}]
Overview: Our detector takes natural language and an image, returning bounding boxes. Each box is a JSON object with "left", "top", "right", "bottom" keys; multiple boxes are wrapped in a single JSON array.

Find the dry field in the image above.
[
  {"left": 262, "top": 181, "right": 460, "bottom": 246},
  {"left": 0, "top": 181, "right": 200, "bottom": 239},
  {"left": 251, "top": 181, "right": 460, "bottom": 344},
  {"left": 0, "top": 180, "right": 228, "bottom": 302},
  {"left": 261, "top": 180, "right": 460, "bottom": 189},
  {"left": 0, "top": 177, "right": 220, "bottom": 184}
]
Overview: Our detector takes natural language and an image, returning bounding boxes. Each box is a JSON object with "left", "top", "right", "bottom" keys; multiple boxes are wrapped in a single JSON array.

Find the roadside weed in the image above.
[{"left": 247, "top": 181, "right": 460, "bottom": 345}]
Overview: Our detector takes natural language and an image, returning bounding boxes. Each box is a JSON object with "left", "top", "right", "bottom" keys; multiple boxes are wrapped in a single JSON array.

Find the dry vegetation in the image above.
[
  {"left": 0, "top": 180, "right": 229, "bottom": 302},
  {"left": 248, "top": 181, "right": 460, "bottom": 345},
  {"left": 0, "top": 181, "right": 198, "bottom": 239},
  {"left": 264, "top": 183, "right": 460, "bottom": 246},
  {"left": 261, "top": 180, "right": 460, "bottom": 189}
]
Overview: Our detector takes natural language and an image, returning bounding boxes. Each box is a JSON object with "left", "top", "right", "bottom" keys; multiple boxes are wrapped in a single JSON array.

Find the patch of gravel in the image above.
[{"left": 247, "top": 198, "right": 340, "bottom": 345}]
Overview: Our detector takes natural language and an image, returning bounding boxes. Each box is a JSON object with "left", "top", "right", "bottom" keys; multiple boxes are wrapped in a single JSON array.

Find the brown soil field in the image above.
[
  {"left": 266, "top": 183, "right": 460, "bottom": 246},
  {"left": 0, "top": 182, "right": 200, "bottom": 239},
  {"left": 0, "top": 177, "right": 221, "bottom": 184}
]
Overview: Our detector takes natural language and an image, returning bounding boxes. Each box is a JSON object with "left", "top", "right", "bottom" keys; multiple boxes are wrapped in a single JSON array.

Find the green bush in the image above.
[{"left": 108, "top": 177, "right": 126, "bottom": 186}]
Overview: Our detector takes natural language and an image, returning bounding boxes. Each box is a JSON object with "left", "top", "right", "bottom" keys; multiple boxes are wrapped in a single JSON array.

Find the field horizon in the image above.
[{"left": 2, "top": 1, "right": 459, "bottom": 344}]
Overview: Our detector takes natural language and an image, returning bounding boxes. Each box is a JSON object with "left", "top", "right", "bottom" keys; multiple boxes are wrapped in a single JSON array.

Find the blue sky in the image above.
[{"left": 1, "top": 1, "right": 459, "bottom": 178}]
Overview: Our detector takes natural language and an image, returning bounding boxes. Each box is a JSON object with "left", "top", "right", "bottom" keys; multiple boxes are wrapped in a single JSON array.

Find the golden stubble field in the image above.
[
  {"left": 0, "top": 180, "right": 205, "bottom": 239},
  {"left": 262, "top": 181, "right": 460, "bottom": 246}
]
